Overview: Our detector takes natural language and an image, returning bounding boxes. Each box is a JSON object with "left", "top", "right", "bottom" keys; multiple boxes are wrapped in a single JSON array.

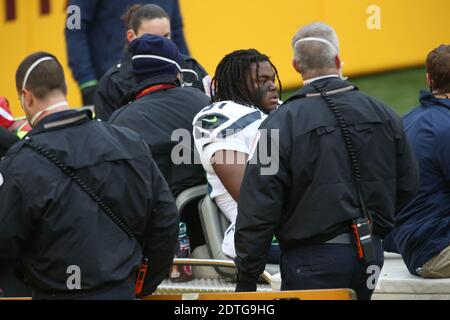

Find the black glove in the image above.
[
  {"left": 81, "top": 84, "right": 98, "bottom": 106},
  {"left": 235, "top": 281, "right": 257, "bottom": 292}
]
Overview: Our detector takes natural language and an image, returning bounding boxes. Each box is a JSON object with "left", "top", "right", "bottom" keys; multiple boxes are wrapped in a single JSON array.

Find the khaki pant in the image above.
[{"left": 420, "top": 245, "right": 450, "bottom": 278}]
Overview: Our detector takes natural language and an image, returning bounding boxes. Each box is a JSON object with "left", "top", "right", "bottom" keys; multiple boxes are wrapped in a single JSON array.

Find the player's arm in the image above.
[{"left": 212, "top": 150, "right": 249, "bottom": 201}]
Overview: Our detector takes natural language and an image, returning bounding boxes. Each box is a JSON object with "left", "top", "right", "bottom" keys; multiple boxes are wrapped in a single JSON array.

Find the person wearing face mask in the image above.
[
  {"left": 383, "top": 45, "right": 450, "bottom": 279},
  {"left": 233, "top": 22, "right": 419, "bottom": 299},
  {"left": 109, "top": 34, "right": 210, "bottom": 250},
  {"left": 0, "top": 52, "right": 179, "bottom": 299},
  {"left": 93, "top": 4, "right": 208, "bottom": 121},
  {"left": 65, "top": 0, "right": 192, "bottom": 107},
  {"left": 192, "top": 49, "right": 282, "bottom": 261}
]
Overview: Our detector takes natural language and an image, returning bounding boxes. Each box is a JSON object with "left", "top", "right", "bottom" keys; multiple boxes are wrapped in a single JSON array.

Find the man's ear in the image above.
[
  {"left": 335, "top": 54, "right": 342, "bottom": 69},
  {"left": 292, "top": 58, "right": 302, "bottom": 74},
  {"left": 126, "top": 30, "right": 137, "bottom": 43},
  {"left": 426, "top": 73, "right": 433, "bottom": 90},
  {"left": 22, "top": 89, "right": 33, "bottom": 108}
]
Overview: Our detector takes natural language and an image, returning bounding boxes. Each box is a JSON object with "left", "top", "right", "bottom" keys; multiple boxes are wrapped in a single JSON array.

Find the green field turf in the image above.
[{"left": 283, "top": 67, "right": 427, "bottom": 116}]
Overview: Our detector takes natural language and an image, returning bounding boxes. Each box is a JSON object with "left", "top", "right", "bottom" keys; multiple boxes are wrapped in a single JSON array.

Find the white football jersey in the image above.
[
  {"left": 193, "top": 101, "right": 266, "bottom": 199},
  {"left": 193, "top": 100, "right": 267, "bottom": 258}
]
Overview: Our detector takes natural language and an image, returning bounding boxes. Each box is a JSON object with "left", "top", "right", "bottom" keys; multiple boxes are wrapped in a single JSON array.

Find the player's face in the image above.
[
  {"left": 248, "top": 61, "right": 279, "bottom": 113},
  {"left": 137, "top": 17, "right": 171, "bottom": 39}
]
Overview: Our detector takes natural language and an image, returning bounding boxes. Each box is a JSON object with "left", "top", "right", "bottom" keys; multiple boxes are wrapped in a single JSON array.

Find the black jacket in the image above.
[
  {"left": 235, "top": 78, "right": 419, "bottom": 283},
  {"left": 0, "top": 126, "right": 19, "bottom": 159},
  {"left": 109, "top": 76, "right": 210, "bottom": 197},
  {"left": 0, "top": 110, "right": 179, "bottom": 297},
  {"left": 94, "top": 49, "right": 209, "bottom": 121}
]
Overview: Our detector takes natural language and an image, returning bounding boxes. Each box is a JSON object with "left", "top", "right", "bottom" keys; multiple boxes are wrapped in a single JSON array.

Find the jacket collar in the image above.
[
  {"left": 29, "top": 109, "right": 92, "bottom": 136},
  {"left": 303, "top": 74, "right": 340, "bottom": 86},
  {"left": 285, "top": 77, "right": 359, "bottom": 103},
  {"left": 419, "top": 90, "right": 450, "bottom": 110},
  {"left": 119, "top": 48, "right": 133, "bottom": 72},
  {"left": 122, "top": 74, "right": 181, "bottom": 105}
]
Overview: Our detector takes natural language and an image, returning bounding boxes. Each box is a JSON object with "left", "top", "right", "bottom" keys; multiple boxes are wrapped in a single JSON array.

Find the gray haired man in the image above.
[{"left": 234, "top": 22, "right": 419, "bottom": 299}]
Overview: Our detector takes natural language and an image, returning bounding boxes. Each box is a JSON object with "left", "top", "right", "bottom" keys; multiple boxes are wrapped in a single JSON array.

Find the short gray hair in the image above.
[{"left": 292, "top": 22, "right": 340, "bottom": 73}]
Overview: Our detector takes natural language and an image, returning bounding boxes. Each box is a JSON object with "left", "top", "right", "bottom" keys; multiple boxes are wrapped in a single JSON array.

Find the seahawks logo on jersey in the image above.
[
  {"left": 196, "top": 113, "right": 230, "bottom": 131},
  {"left": 193, "top": 101, "right": 263, "bottom": 141}
]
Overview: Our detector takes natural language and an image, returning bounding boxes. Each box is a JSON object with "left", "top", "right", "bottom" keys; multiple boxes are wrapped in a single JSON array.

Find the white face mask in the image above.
[
  {"left": 294, "top": 37, "right": 348, "bottom": 80},
  {"left": 294, "top": 37, "right": 339, "bottom": 53},
  {"left": 29, "top": 101, "right": 69, "bottom": 126},
  {"left": 21, "top": 57, "right": 54, "bottom": 108},
  {"left": 20, "top": 57, "right": 69, "bottom": 126}
]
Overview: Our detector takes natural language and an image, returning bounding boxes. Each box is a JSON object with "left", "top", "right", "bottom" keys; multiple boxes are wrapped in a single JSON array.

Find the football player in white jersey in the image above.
[{"left": 193, "top": 49, "right": 281, "bottom": 260}]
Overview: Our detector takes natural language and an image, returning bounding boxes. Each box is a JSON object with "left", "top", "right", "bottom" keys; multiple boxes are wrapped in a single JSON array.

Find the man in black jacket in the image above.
[
  {"left": 109, "top": 34, "right": 210, "bottom": 248},
  {"left": 94, "top": 4, "right": 208, "bottom": 121},
  {"left": 0, "top": 52, "right": 179, "bottom": 299},
  {"left": 234, "top": 22, "right": 419, "bottom": 299}
]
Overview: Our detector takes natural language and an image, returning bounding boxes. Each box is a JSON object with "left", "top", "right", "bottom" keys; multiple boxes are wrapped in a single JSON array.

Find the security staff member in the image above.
[
  {"left": 234, "top": 23, "right": 419, "bottom": 300},
  {"left": 109, "top": 34, "right": 209, "bottom": 249},
  {"left": 94, "top": 4, "right": 208, "bottom": 121},
  {"left": 109, "top": 33, "right": 209, "bottom": 198},
  {"left": 0, "top": 52, "right": 179, "bottom": 299}
]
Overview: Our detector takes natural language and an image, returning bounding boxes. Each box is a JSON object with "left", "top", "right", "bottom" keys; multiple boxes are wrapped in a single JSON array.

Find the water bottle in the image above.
[{"left": 170, "top": 222, "right": 193, "bottom": 282}]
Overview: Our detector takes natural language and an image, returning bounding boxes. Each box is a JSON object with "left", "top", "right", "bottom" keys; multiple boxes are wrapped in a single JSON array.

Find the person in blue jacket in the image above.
[
  {"left": 384, "top": 45, "right": 450, "bottom": 278},
  {"left": 65, "top": 0, "right": 190, "bottom": 106}
]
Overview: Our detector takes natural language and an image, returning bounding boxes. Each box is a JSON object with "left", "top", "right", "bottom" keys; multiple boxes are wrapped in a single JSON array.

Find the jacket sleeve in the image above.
[
  {"left": 190, "top": 58, "right": 209, "bottom": 93},
  {"left": 94, "top": 71, "right": 124, "bottom": 121},
  {"left": 433, "top": 128, "right": 450, "bottom": 185},
  {"left": 142, "top": 159, "right": 179, "bottom": 295},
  {"left": 394, "top": 121, "right": 420, "bottom": 211},
  {"left": 65, "top": 0, "right": 101, "bottom": 86},
  {"left": 0, "top": 127, "right": 19, "bottom": 158},
  {"left": 0, "top": 162, "right": 33, "bottom": 264},
  {"left": 235, "top": 116, "right": 292, "bottom": 285},
  {"left": 169, "top": 0, "right": 190, "bottom": 55}
]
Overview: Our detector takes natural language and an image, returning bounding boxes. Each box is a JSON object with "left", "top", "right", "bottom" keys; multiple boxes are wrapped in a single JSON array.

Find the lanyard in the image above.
[{"left": 136, "top": 84, "right": 177, "bottom": 100}]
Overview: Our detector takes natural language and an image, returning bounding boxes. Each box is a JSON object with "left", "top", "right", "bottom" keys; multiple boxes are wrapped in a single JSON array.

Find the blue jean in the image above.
[{"left": 280, "top": 238, "right": 384, "bottom": 300}]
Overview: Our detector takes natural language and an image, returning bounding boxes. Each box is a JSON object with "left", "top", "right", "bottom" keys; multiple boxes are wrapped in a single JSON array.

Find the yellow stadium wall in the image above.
[{"left": 1, "top": 0, "right": 449, "bottom": 117}]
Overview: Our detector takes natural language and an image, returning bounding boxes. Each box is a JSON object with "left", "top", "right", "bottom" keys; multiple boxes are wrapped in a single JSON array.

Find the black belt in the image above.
[{"left": 324, "top": 233, "right": 353, "bottom": 244}]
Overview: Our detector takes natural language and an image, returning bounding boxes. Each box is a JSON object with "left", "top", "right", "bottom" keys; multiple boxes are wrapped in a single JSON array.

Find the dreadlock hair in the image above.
[{"left": 211, "top": 49, "right": 282, "bottom": 109}]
